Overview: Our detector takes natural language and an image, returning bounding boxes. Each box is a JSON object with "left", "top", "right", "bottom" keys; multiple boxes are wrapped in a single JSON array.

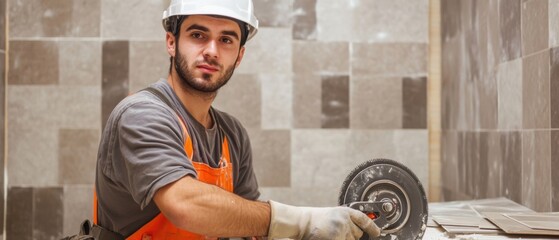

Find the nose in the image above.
[{"left": 202, "top": 40, "right": 219, "bottom": 60}]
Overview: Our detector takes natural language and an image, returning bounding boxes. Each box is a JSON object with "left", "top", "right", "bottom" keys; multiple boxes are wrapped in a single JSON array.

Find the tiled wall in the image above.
[
  {"left": 440, "top": 0, "right": 559, "bottom": 212},
  {"left": 1, "top": 0, "right": 5, "bottom": 239},
  {"left": 4, "top": 0, "right": 429, "bottom": 238}
]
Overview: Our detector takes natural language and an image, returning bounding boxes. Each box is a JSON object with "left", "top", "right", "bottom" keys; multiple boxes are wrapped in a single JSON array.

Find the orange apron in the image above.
[{"left": 94, "top": 113, "right": 234, "bottom": 240}]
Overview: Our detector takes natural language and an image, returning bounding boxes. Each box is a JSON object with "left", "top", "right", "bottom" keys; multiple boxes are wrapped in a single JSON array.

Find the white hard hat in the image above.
[{"left": 162, "top": 0, "right": 259, "bottom": 41}]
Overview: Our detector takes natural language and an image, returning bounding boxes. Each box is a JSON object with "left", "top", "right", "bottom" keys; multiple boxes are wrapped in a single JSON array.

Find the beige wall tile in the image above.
[
  {"left": 521, "top": 131, "right": 552, "bottom": 212},
  {"left": 254, "top": 0, "right": 293, "bottom": 27},
  {"left": 213, "top": 74, "right": 261, "bottom": 129},
  {"left": 500, "top": 0, "right": 522, "bottom": 62},
  {"left": 129, "top": 41, "right": 168, "bottom": 93},
  {"left": 498, "top": 59, "right": 523, "bottom": 129},
  {"left": 551, "top": 0, "right": 559, "bottom": 47},
  {"left": 293, "top": 74, "right": 321, "bottom": 128},
  {"left": 352, "top": 43, "right": 427, "bottom": 77},
  {"left": 522, "top": 0, "right": 549, "bottom": 56},
  {"left": 59, "top": 41, "right": 101, "bottom": 86},
  {"left": 9, "top": 0, "right": 100, "bottom": 37},
  {"left": 292, "top": 0, "right": 316, "bottom": 40},
  {"left": 293, "top": 41, "right": 349, "bottom": 74},
  {"left": 9, "top": 40, "right": 58, "bottom": 85},
  {"left": 59, "top": 129, "right": 100, "bottom": 184},
  {"left": 316, "top": 0, "right": 351, "bottom": 42},
  {"left": 523, "top": 50, "right": 550, "bottom": 129},
  {"left": 352, "top": 0, "right": 428, "bottom": 43},
  {"left": 62, "top": 185, "right": 93, "bottom": 236},
  {"left": 237, "top": 28, "right": 292, "bottom": 74},
  {"left": 247, "top": 129, "right": 290, "bottom": 187},
  {"left": 261, "top": 74, "right": 292, "bottom": 129},
  {"left": 101, "top": 0, "right": 167, "bottom": 39},
  {"left": 350, "top": 77, "right": 402, "bottom": 129}
]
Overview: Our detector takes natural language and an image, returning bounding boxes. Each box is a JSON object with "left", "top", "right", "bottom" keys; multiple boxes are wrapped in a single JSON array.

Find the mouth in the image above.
[{"left": 196, "top": 64, "right": 219, "bottom": 74}]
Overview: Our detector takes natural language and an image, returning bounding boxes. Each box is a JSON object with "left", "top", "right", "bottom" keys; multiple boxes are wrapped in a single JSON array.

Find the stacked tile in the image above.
[{"left": 440, "top": 0, "right": 559, "bottom": 212}]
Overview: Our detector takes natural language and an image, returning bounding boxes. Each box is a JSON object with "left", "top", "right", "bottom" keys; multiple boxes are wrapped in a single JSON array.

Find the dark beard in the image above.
[{"left": 174, "top": 42, "right": 236, "bottom": 93}]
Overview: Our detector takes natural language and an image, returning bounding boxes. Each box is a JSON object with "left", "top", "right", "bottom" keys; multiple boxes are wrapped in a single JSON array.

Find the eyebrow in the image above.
[{"left": 185, "top": 24, "right": 240, "bottom": 40}]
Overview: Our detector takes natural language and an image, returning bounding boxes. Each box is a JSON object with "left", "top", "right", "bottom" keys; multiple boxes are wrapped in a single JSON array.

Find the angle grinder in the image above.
[{"left": 339, "top": 158, "right": 428, "bottom": 240}]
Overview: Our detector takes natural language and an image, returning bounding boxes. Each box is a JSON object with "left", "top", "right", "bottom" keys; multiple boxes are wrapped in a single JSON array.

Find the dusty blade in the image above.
[{"left": 339, "top": 159, "right": 428, "bottom": 240}]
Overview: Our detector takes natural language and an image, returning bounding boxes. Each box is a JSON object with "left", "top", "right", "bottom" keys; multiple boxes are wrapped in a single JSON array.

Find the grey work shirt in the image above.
[{"left": 95, "top": 79, "right": 260, "bottom": 237}]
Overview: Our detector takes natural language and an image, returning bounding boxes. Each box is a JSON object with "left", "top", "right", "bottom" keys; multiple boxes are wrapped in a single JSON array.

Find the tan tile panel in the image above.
[
  {"left": 352, "top": 43, "right": 428, "bottom": 77},
  {"left": 101, "top": 0, "right": 167, "bottom": 39},
  {"left": 321, "top": 75, "right": 348, "bottom": 128},
  {"left": 261, "top": 74, "right": 292, "bottom": 129},
  {"left": 253, "top": 0, "right": 293, "bottom": 28},
  {"left": 403, "top": 76, "right": 427, "bottom": 129},
  {"left": 213, "top": 74, "right": 261, "bottom": 129},
  {"left": 521, "top": 131, "right": 552, "bottom": 212},
  {"left": 62, "top": 185, "right": 93, "bottom": 236},
  {"left": 522, "top": 50, "right": 550, "bottom": 129},
  {"left": 246, "top": 129, "right": 290, "bottom": 187},
  {"left": 236, "top": 28, "right": 292, "bottom": 74},
  {"left": 9, "top": 40, "right": 58, "bottom": 85},
  {"left": 352, "top": 0, "right": 428, "bottom": 43},
  {"left": 293, "top": 74, "right": 321, "bottom": 129},
  {"left": 292, "top": 0, "right": 316, "bottom": 40},
  {"left": 9, "top": 0, "right": 100, "bottom": 37},
  {"left": 292, "top": 41, "right": 349, "bottom": 74},
  {"left": 315, "top": 0, "right": 351, "bottom": 42},
  {"left": 551, "top": 131, "right": 559, "bottom": 211},
  {"left": 521, "top": 0, "right": 549, "bottom": 56},
  {"left": 59, "top": 41, "right": 101, "bottom": 86},
  {"left": 350, "top": 77, "right": 402, "bottom": 129},
  {"left": 129, "top": 40, "right": 167, "bottom": 93},
  {"left": 59, "top": 129, "right": 100, "bottom": 184},
  {"left": 551, "top": 0, "right": 559, "bottom": 47},
  {"left": 499, "top": 0, "right": 522, "bottom": 62},
  {"left": 551, "top": 47, "right": 559, "bottom": 128},
  {"left": 497, "top": 59, "right": 523, "bottom": 129}
]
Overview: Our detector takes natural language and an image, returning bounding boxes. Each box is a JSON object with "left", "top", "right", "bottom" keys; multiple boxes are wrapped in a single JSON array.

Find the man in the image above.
[{"left": 94, "top": 0, "right": 381, "bottom": 239}]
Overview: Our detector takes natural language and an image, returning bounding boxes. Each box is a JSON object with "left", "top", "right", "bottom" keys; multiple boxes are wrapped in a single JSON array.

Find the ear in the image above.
[
  {"left": 166, "top": 32, "right": 176, "bottom": 57},
  {"left": 235, "top": 46, "right": 246, "bottom": 68}
]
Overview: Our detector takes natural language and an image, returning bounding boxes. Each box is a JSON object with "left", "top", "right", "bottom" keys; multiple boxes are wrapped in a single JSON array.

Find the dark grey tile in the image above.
[
  {"left": 501, "top": 131, "right": 522, "bottom": 204},
  {"left": 523, "top": 50, "right": 550, "bottom": 129},
  {"left": 293, "top": 74, "right": 321, "bottom": 128},
  {"left": 9, "top": 0, "right": 100, "bottom": 37},
  {"left": 551, "top": 47, "right": 559, "bottom": 128},
  {"left": 7, "top": 187, "right": 32, "bottom": 240},
  {"left": 552, "top": 131, "right": 559, "bottom": 211},
  {"left": 102, "top": 41, "right": 129, "bottom": 129},
  {"left": 522, "top": 131, "right": 552, "bottom": 212},
  {"left": 247, "top": 129, "right": 291, "bottom": 187},
  {"left": 521, "top": 0, "right": 549, "bottom": 56},
  {"left": 403, "top": 76, "right": 427, "bottom": 129},
  {"left": 499, "top": 0, "right": 522, "bottom": 62},
  {"left": 9, "top": 40, "right": 59, "bottom": 85},
  {"left": 321, "top": 75, "right": 349, "bottom": 128},
  {"left": 254, "top": 0, "right": 293, "bottom": 27},
  {"left": 441, "top": 131, "right": 459, "bottom": 199},
  {"left": 292, "top": 0, "right": 316, "bottom": 40},
  {"left": 34, "top": 187, "right": 63, "bottom": 240},
  {"left": 441, "top": 0, "right": 461, "bottom": 41},
  {"left": 59, "top": 129, "right": 99, "bottom": 184}
]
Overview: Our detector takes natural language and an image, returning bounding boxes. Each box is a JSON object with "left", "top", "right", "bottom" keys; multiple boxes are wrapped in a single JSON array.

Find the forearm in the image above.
[{"left": 154, "top": 176, "right": 270, "bottom": 237}]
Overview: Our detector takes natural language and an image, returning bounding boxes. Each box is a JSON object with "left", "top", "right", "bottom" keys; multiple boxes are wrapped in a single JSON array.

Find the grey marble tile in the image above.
[
  {"left": 293, "top": 74, "right": 321, "bottom": 129},
  {"left": 352, "top": 0, "right": 428, "bottom": 43},
  {"left": 523, "top": 50, "right": 550, "bottom": 129},
  {"left": 352, "top": 43, "right": 428, "bottom": 77},
  {"left": 501, "top": 131, "right": 522, "bottom": 204},
  {"left": 292, "top": 41, "right": 349, "bottom": 74},
  {"left": 7, "top": 187, "right": 32, "bottom": 240},
  {"left": 34, "top": 187, "right": 63, "bottom": 240},
  {"left": 403, "top": 76, "right": 427, "bottom": 129},
  {"left": 551, "top": 47, "right": 559, "bottom": 128},
  {"left": 237, "top": 28, "right": 292, "bottom": 74},
  {"left": 246, "top": 129, "right": 290, "bottom": 187},
  {"left": 521, "top": 131, "right": 552, "bottom": 212},
  {"left": 63, "top": 185, "right": 93, "bottom": 236},
  {"left": 315, "top": 0, "right": 351, "bottom": 42},
  {"left": 552, "top": 131, "right": 559, "bottom": 211},
  {"left": 551, "top": 0, "right": 559, "bottom": 47},
  {"left": 261, "top": 74, "right": 293, "bottom": 129},
  {"left": 321, "top": 75, "right": 349, "bottom": 128},
  {"left": 441, "top": 131, "right": 459, "bottom": 198},
  {"left": 486, "top": 131, "right": 503, "bottom": 198},
  {"left": 9, "top": 0, "right": 100, "bottom": 37},
  {"left": 129, "top": 41, "right": 167, "bottom": 93},
  {"left": 498, "top": 59, "right": 523, "bottom": 129},
  {"left": 350, "top": 77, "right": 402, "bottom": 129},
  {"left": 254, "top": 0, "right": 293, "bottom": 27},
  {"left": 9, "top": 40, "right": 59, "bottom": 85},
  {"left": 500, "top": 0, "right": 523, "bottom": 62},
  {"left": 292, "top": 0, "right": 316, "bottom": 40},
  {"left": 59, "top": 40, "right": 102, "bottom": 86},
  {"left": 476, "top": 132, "right": 490, "bottom": 199},
  {"left": 213, "top": 74, "right": 261, "bottom": 129},
  {"left": 522, "top": 0, "right": 549, "bottom": 56},
  {"left": 59, "top": 129, "right": 100, "bottom": 184},
  {"left": 102, "top": 41, "right": 129, "bottom": 129},
  {"left": 101, "top": 0, "right": 167, "bottom": 39},
  {"left": 488, "top": 0, "right": 502, "bottom": 70}
]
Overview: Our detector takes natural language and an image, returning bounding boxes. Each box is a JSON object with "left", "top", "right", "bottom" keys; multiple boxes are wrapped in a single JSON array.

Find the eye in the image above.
[
  {"left": 221, "top": 37, "right": 233, "bottom": 44},
  {"left": 191, "top": 32, "right": 204, "bottom": 39}
]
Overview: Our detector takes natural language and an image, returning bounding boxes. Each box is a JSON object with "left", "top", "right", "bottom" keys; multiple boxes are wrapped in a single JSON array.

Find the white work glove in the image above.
[{"left": 267, "top": 200, "right": 381, "bottom": 240}]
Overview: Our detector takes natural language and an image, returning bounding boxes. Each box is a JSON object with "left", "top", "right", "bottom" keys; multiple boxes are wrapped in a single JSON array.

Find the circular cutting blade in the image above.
[{"left": 339, "top": 159, "right": 428, "bottom": 240}]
